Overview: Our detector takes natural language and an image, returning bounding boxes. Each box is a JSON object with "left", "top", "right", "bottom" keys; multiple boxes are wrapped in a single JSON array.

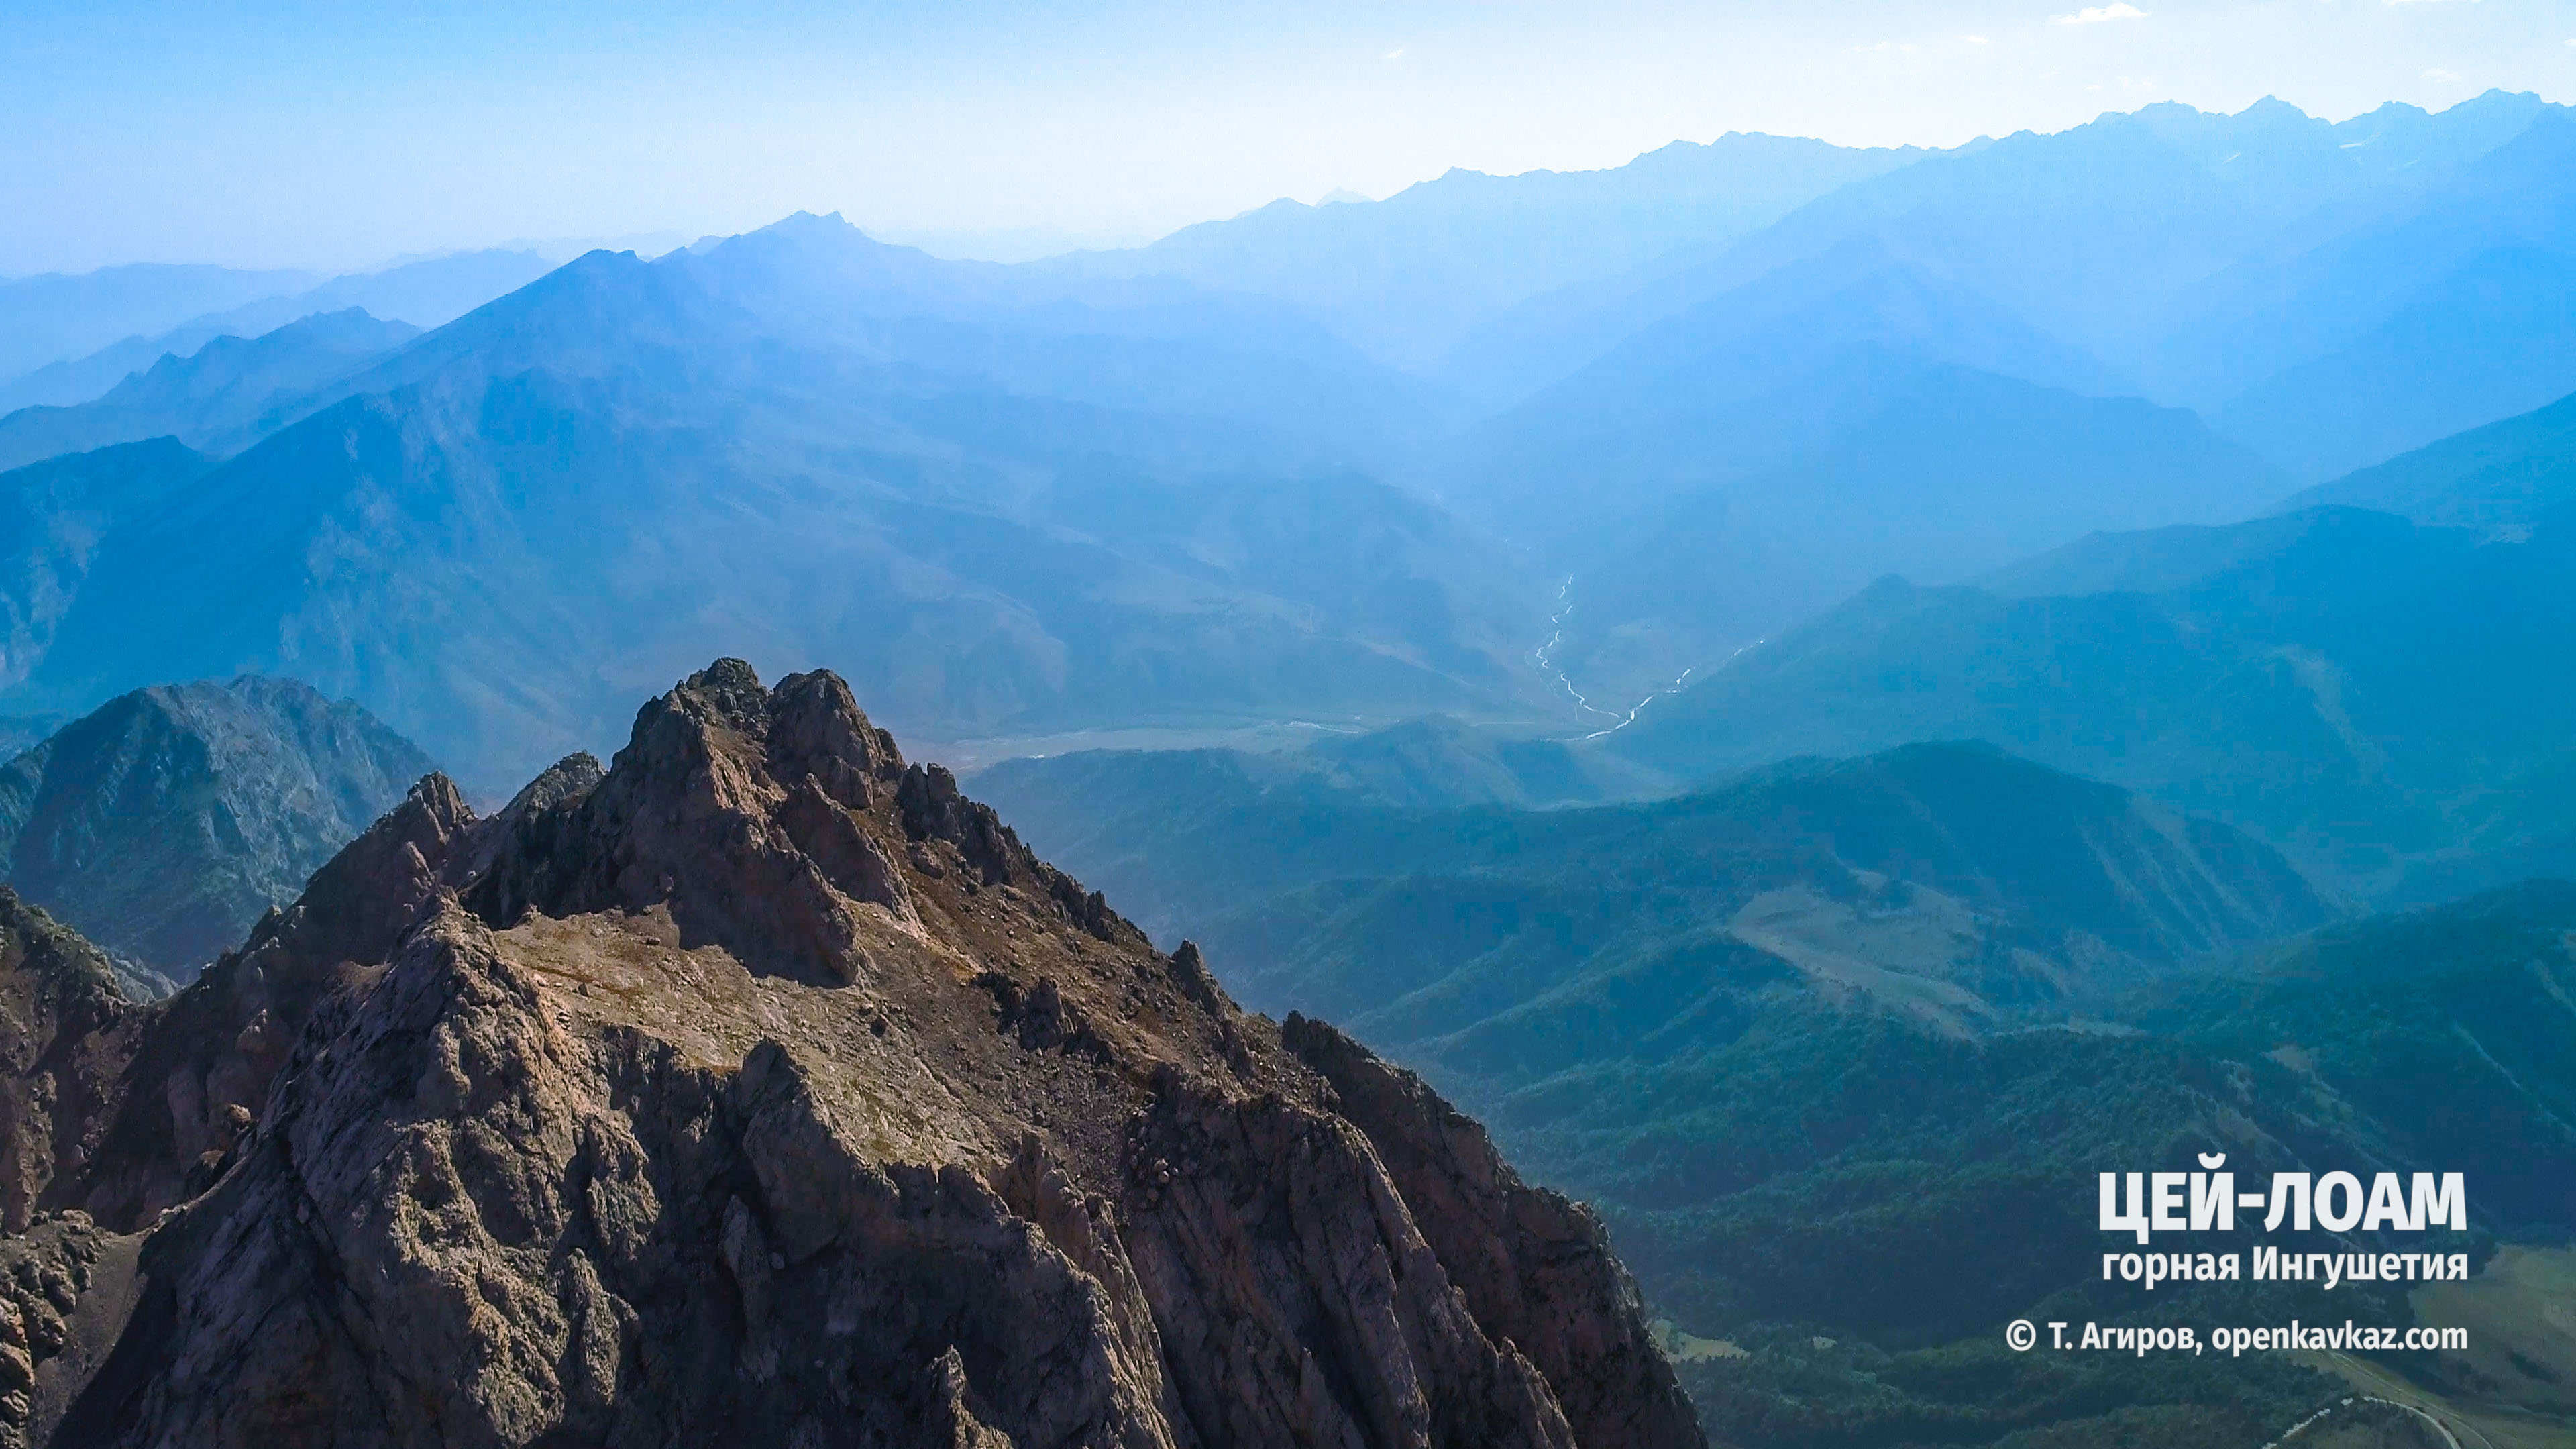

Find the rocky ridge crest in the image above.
[{"left": 0, "top": 659, "right": 1700, "bottom": 1449}]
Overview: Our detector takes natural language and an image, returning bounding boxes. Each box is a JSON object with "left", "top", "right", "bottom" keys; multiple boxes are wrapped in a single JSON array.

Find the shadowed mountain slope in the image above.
[
  {"left": 0, "top": 442, "right": 213, "bottom": 700},
  {"left": 2141, "top": 878, "right": 2576, "bottom": 1238},
  {"left": 0, "top": 677, "right": 435, "bottom": 981}
]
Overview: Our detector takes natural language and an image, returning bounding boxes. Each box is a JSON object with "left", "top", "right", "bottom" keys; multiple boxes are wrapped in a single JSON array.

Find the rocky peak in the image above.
[
  {"left": 0, "top": 660, "right": 1701, "bottom": 1449},
  {"left": 465, "top": 659, "right": 936, "bottom": 986}
]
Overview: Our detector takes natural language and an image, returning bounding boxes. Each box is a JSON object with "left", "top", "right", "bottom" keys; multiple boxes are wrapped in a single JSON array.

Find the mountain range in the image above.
[
  {"left": 1437, "top": 254, "right": 2291, "bottom": 697},
  {"left": 0, "top": 218, "right": 1574, "bottom": 787},
  {"left": 0, "top": 250, "right": 555, "bottom": 410},
  {"left": 1, "top": 93, "right": 2564, "bottom": 798},
  {"left": 975, "top": 735, "right": 2345, "bottom": 1025},
  {"left": 0, "top": 265, "right": 319, "bottom": 386},
  {"left": 0, "top": 311, "right": 420, "bottom": 474},
  {"left": 1044, "top": 131, "right": 1926, "bottom": 377},
  {"left": 2288, "top": 386, "right": 2576, "bottom": 527}
]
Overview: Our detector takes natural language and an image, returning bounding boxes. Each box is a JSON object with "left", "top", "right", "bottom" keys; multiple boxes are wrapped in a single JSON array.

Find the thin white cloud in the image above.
[
  {"left": 1965, "top": 34, "right": 1992, "bottom": 44},
  {"left": 2054, "top": 3, "right": 2147, "bottom": 23},
  {"left": 1381, "top": 46, "right": 1407, "bottom": 62},
  {"left": 2423, "top": 66, "right": 2463, "bottom": 80}
]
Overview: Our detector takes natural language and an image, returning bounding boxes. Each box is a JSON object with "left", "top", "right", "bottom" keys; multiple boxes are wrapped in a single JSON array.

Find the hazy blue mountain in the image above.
[
  {"left": 1438, "top": 253, "right": 2286, "bottom": 700},
  {"left": 0, "top": 441, "right": 214, "bottom": 694},
  {"left": 1762, "top": 92, "right": 2560, "bottom": 366},
  {"left": 2206, "top": 111, "right": 2576, "bottom": 479},
  {"left": 1436, "top": 91, "right": 2567, "bottom": 503},
  {"left": 0, "top": 264, "right": 317, "bottom": 382},
  {"left": 0, "top": 310, "right": 418, "bottom": 472},
  {"left": 246, "top": 248, "right": 557, "bottom": 332},
  {"left": 1452, "top": 97, "right": 2540, "bottom": 405},
  {"left": 1049, "top": 133, "right": 1925, "bottom": 374},
  {"left": 0, "top": 676, "right": 434, "bottom": 977},
  {"left": 2280, "top": 386, "right": 2576, "bottom": 527},
  {"left": 1613, "top": 502, "right": 2576, "bottom": 900},
  {"left": 668, "top": 212, "right": 1445, "bottom": 460},
  {"left": 0, "top": 319, "right": 248, "bottom": 415},
  {"left": 0, "top": 251, "right": 556, "bottom": 415},
  {"left": 0, "top": 219, "right": 1564, "bottom": 786},
  {"left": 2144, "top": 93, "right": 2567, "bottom": 405}
]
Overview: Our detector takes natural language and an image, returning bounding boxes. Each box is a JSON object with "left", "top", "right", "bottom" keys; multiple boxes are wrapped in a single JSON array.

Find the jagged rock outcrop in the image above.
[
  {"left": 0, "top": 893, "right": 139, "bottom": 1237},
  {"left": 0, "top": 660, "right": 1701, "bottom": 1449}
]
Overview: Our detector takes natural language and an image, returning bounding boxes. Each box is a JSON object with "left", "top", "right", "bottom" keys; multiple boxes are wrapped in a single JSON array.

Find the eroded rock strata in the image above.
[{"left": 0, "top": 660, "right": 1699, "bottom": 1449}]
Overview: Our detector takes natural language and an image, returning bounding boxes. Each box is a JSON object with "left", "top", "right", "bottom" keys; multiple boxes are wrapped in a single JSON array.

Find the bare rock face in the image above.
[
  {"left": 1279, "top": 1014, "right": 1703, "bottom": 1449},
  {"left": 0, "top": 892, "right": 138, "bottom": 1238},
  {"left": 2, "top": 661, "right": 1701, "bottom": 1448}
]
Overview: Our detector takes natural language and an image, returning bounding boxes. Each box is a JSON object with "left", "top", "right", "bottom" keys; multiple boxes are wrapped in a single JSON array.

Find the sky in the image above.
[{"left": 5, "top": 0, "right": 2574, "bottom": 276}]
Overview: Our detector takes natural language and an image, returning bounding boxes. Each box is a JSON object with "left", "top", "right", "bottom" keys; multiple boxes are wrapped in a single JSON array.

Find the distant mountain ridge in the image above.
[
  {"left": 0, "top": 250, "right": 553, "bottom": 409},
  {"left": 3, "top": 93, "right": 2567, "bottom": 798},
  {"left": 2208, "top": 109, "right": 2576, "bottom": 479},
  {"left": 1047, "top": 131, "right": 1927, "bottom": 375},
  {"left": 1438, "top": 252, "right": 2288, "bottom": 698},
  {"left": 0, "top": 309, "right": 419, "bottom": 472},
  {"left": 0, "top": 220, "right": 1568, "bottom": 784},
  {"left": 0, "top": 264, "right": 319, "bottom": 384},
  {"left": 2284, "top": 385, "right": 2576, "bottom": 528}
]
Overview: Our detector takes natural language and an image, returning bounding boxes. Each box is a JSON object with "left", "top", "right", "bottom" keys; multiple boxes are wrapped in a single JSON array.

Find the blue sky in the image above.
[{"left": 6, "top": 0, "right": 2573, "bottom": 274}]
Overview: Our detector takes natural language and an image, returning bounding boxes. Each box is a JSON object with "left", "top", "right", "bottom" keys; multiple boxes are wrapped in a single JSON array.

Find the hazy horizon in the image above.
[
  {"left": 7, "top": 87, "right": 2564, "bottom": 279},
  {"left": 10, "top": 0, "right": 2575, "bottom": 276}
]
